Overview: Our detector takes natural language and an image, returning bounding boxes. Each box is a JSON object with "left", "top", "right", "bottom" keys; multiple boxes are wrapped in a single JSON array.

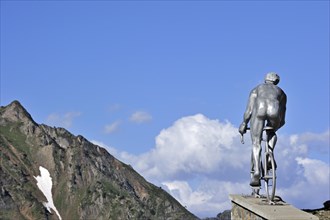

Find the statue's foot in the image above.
[
  {"left": 250, "top": 175, "right": 261, "bottom": 187},
  {"left": 254, "top": 193, "right": 261, "bottom": 198},
  {"left": 252, "top": 189, "right": 261, "bottom": 198}
]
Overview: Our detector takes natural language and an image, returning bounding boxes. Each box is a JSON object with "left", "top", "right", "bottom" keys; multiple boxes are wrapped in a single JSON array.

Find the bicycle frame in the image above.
[{"left": 241, "top": 126, "right": 277, "bottom": 204}]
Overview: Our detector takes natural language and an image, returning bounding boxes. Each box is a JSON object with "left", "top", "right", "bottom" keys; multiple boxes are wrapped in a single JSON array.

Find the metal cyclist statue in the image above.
[{"left": 239, "top": 72, "right": 287, "bottom": 188}]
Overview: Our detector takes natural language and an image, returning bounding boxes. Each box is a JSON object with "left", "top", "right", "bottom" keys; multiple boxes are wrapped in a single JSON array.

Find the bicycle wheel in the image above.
[{"left": 264, "top": 152, "right": 276, "bottom": 201}]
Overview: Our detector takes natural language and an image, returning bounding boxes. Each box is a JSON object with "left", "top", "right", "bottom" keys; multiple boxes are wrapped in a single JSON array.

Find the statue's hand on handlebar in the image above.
[
  {"left": 239, "top": 122, "right": 247, "bottom": 135},
  {"left": 239, "top": 122, "right": 248, "bottom": 144}
]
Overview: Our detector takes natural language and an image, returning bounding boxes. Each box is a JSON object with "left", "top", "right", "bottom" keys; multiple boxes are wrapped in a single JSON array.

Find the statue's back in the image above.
[{"left": 254, "top": 83, "right": 285, "bottom": 124}]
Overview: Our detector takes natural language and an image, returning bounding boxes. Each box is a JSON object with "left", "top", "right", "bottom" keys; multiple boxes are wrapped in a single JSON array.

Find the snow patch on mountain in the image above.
[{"left": 34, "top": 166, "right": 62, "bottom": 220}]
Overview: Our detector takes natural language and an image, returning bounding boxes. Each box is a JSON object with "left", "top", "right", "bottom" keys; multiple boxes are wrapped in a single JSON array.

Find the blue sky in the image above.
[{"left": 1, "top": 1, "right": 329, "bottom": 218}]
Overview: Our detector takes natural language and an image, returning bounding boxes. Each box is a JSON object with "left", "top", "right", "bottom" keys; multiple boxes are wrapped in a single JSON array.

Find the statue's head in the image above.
[{"left": 265, "top": 72, "right": 280, "bottom": 85}]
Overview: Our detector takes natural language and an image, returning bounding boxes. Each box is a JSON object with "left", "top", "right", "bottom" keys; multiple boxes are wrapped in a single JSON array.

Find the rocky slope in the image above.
[
  {"left": 0, "top": 100, "right": 198, "bottom": 220},
  {"left": 303, "top": 201, "right": 330, "bottom": 220}
]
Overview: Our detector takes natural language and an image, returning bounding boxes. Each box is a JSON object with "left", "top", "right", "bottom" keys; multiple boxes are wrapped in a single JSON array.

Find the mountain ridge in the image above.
[{"left": 0, "top": 100, "right": 198, "bottom": 220}]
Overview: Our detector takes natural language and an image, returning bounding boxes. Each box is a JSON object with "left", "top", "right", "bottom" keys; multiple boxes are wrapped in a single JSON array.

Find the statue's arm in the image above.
[
  {"left": 239, "top": 88, "right": 257, "bottom": 134},
  {"left": 279, "top": 92, "right": 287, "bottom": 128}
]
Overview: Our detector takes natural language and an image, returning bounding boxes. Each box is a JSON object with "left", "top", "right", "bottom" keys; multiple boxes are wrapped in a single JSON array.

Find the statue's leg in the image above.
[
  {"left": 250, "top": 117, "right": 263, "bottom": 187},
  {"left": 250, "top": 151, "right": 254, "bottom": 176},
  {"left": 266, "top": 120, "right": 279, "bottom": 169},
  {"left": 250, "top": 150, "right": 260, "bottom": 197}
]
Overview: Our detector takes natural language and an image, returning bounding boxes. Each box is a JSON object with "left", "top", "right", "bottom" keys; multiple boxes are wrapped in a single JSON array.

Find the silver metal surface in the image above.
[{"left": 239, "top": 72, "right": 287, "bottom": 188}]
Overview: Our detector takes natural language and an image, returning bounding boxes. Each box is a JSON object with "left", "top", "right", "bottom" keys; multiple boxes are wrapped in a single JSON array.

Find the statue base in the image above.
[{"left": 229, "top": 194, "right": 319, "bottom": 220}]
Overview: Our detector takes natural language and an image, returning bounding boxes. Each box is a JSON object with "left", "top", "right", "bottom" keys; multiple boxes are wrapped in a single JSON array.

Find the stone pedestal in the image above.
[{"left": 229, "top": 194, "right": 319, "bottom": 220}]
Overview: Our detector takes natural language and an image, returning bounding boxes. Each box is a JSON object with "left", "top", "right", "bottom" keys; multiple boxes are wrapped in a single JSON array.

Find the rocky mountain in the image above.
[
  {"left": 0, "top": 100, "right": 198, "bottom": 220},
  {"left": 303, "top": 201, "right": 330, "bottom": 220}
]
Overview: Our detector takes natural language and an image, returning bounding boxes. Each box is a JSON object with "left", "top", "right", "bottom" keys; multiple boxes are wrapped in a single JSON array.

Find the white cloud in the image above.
[
  {"left": 162, "top": 179, "right": 251, "bottom": 217},
  {"left": 121, "top": 114, "right": 248, "bottom": 183},
  {"left": 129, "top": 111, "right": 152, "bottom": 123},
  {"left": 296, "top": 157, "right": 329, "bottom": 185},
  {"left": 277, "top": 157, "right": 330, "bottom": 209},
  {"left": 151, "top": 114, "right": 246, "bottom": 178},
  {"left": 46, "top": 111, "right": 81, "bottom": 128},
  {"left": 91, "top": 140, "right": 119, "bottom": 156},
  {"left": 291, "top": 130, "right": 330, "bottom": 155},
  {"left": 104, "top": 120, "right": 121, "bottom": 134},
  {"left": 97, "top": 114, "right": 330, "bottom": 218}
]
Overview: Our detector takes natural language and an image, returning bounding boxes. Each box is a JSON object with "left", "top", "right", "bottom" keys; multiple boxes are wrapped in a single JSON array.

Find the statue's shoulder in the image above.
[
  {"left": 254, "top": 83, "right": 268, "bottom": 92},
  {"left": 276, "top": 85, "right": 286, "bottom": 95}
]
